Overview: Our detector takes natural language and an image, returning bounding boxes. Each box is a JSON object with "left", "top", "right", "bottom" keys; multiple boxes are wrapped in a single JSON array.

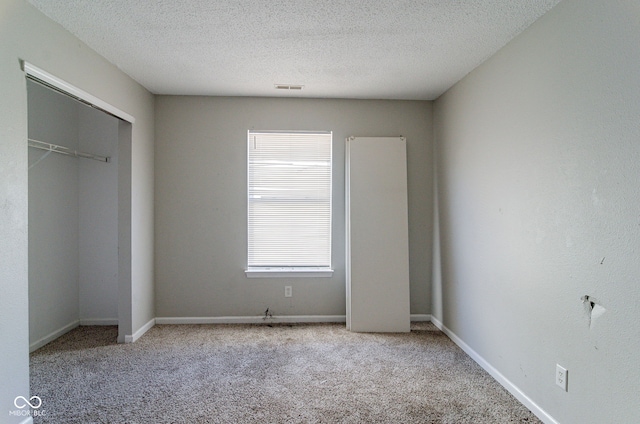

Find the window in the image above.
[{"left": 246, "top": 131, "right": 333, "bottom": 278}]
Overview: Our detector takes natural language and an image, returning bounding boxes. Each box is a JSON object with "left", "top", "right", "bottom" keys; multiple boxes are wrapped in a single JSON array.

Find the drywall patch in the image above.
[{"left": 581, "top": 295, "right": 606, "bottom": 329}]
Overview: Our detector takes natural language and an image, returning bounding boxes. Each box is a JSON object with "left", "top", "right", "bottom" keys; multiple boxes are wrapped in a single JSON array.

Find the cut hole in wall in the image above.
[{"left": 581, "top": 295, "right": 606, "bottom": 329}]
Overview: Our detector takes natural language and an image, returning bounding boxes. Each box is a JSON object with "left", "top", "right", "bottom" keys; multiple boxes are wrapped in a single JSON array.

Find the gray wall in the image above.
[
  {"left": 434, "top": 0, "right": 640, "bottom": 422},
  {"left": 0, "top": 0, "right": 154, "bottom": 418},
  {"left": 28, "top": 81, "right": 81, "bottom": 345},
  {"left": 155, "top": 96, "right": 433, "bottom": 318},
  {"left": 78, "top": 105, "right": 119, "bottom": 323}
]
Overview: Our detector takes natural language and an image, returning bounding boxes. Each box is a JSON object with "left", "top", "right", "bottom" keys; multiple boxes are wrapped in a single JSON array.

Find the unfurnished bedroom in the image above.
[{"left": 1, "top": 0, "right": 639, "bottom": 423}]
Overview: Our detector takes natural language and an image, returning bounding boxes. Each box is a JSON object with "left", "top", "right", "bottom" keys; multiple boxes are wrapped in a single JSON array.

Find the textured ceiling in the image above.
[{"left": 27, "top": 0, "right": 561, "bottom": 100}]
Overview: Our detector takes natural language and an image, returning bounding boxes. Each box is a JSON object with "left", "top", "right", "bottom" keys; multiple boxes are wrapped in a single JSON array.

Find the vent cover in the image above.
[{"left": 275, "top": 84, "right": 304, "bottom": 90}]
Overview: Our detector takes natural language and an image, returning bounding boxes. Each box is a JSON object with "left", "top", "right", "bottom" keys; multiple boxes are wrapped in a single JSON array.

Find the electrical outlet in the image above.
[
  {"left": 556, "top": 364, "right": 568, "bottom": 391},
  {"left": 284, "top": 286, "right": 292, "bottom": 297}
]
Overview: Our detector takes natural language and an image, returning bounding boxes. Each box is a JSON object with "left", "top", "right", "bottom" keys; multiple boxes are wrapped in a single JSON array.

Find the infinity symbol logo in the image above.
[{"left": 14, "top": 396, "right": 42, "bottom": 409}]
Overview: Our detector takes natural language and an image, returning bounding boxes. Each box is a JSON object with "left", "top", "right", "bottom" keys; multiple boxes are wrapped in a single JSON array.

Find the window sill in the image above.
[{"left": 245, "top": 267, "right": 334, "bottom": 278}]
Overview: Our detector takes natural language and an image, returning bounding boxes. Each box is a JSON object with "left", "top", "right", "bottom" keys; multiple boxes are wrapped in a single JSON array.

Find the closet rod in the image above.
[{"left": 28, "top": 139, "right": 110, "bottom": 163}]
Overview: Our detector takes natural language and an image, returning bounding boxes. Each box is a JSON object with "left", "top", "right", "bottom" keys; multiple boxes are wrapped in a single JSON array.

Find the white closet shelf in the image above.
[{"left": 28, "top": 138, "right": 110, "bottom": 163}]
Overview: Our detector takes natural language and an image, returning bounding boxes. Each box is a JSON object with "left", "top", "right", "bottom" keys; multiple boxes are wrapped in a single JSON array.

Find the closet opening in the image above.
[{"left": 26, "top": 64, "right": 133, "bottom": 350}]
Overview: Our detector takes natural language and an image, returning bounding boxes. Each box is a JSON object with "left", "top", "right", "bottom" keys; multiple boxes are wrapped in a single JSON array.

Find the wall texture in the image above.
[
  {"left": 0, "top": 1, "right": 154, "bottom": 419},
  {"left": 434, "top": 0, "right": 640, "bottom": 422},
  {"left": 155, "top": 97, "right": 433, "bottom": 318}
]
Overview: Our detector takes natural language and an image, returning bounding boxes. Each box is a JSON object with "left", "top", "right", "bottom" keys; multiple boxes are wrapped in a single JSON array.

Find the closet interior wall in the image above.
[{"left": 28, "top": 80, "right": 119, "bottom": 350}]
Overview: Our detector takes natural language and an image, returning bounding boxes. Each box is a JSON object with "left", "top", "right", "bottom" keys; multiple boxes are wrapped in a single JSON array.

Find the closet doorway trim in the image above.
[{"left": 21, "top": 60, "right": 135, "bottom": 124}]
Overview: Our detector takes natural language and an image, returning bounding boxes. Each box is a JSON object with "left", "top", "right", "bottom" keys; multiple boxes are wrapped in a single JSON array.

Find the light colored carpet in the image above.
[{"left": 30, "top": 322, "right": 541, "bottom": 423}]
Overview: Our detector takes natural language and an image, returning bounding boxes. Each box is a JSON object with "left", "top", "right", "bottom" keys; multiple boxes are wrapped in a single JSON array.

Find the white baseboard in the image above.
[
  {"left": 156, "top": 315, "right": 432, "bottom": 325},
  {"left": 29, "top": 320, "right": 79, "bottom": 352},
  {"left": 156, "top": 315, "right": 433, "bottom": 325},
  {"left": 124, "top": 318, "right": 155, "bottom": 343},
  {"left": 155, "top": 315, "right": 347, "bottom": 325},
  {"left": 430, "top": 317, "right": 558, "bottom": 424},
  {"left": 410, "top": 314, "right": 432, "bottom": 322},
  {"left": 79, "top": 318, "right": 118, "bottom": 326}
]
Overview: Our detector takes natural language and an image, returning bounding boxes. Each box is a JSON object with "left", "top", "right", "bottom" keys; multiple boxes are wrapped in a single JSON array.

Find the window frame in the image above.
[{"left": 245, "top": 130, "right": 334, "bottom": 278}]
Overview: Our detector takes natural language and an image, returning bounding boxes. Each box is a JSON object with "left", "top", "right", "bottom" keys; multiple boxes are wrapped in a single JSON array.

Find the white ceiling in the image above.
[{"left": 27, "top": 0, "right": 561, "bottom": 100}]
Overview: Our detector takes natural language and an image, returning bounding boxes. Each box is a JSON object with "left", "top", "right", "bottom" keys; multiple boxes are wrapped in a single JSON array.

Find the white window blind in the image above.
[{"left": 248, "top": 131, "right": 332, "bottom": 269}]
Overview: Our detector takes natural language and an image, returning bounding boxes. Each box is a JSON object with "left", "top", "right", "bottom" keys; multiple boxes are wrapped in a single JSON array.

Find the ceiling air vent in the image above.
[{"left": 275, "top": 84, "right": 304, "bottom": 90}]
